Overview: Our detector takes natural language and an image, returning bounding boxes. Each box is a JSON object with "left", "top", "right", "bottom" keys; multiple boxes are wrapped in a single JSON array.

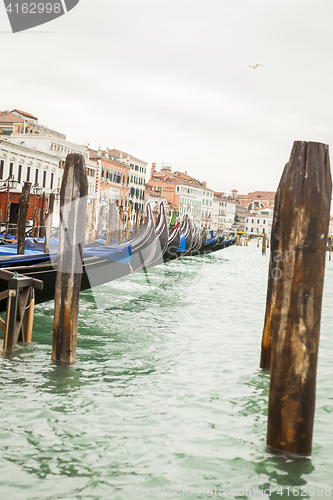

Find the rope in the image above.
[{"left": 25, "top": 288, "right": 35, "bottom": 310}]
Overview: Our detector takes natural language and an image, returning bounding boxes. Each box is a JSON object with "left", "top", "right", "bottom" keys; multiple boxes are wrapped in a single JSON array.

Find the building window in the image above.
[
  {"left": 43, "top": 170, "right": 47, "bottom": 188},
  {"left": 9, "top": 162, "right": 13, "bottom": 177},
  {"left": 27, "top": 166, "right": 31, "bottom": 182},
  {"left": 263, "top": 220, "right": 266, "bottom": 224},
  {"left": 257, "top": 219, "right": 259, "bottom": 224},
  {"left": 263, "top": 228, "right": 265, "bottom": 233},
  {"left": 18, "top": 164, "right": 22, "bottom": 184},
  {"left": 35, "top": 169, "right": 39, "bottom": 184},
  {"left": 50, "top": 172, "right": 54, "bottom": 190},
  {"left": 252, "top": 219, "right": 254, "bottom": 223},
  {"left": 0, "top": 160, "right": 4, "bottom": 179}
]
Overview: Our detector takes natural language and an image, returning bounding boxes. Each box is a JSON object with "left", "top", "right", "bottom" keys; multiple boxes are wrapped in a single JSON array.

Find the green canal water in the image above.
[{"left": 0, "top": 242, "right": 333, "bottom": 499}]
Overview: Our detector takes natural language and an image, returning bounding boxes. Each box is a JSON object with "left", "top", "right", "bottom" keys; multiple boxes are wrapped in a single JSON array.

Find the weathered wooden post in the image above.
[
  {"left": 262, "top": 233, "right": 267, "bottom": 255},
  {"left": 44, "top": 193, "right": 55, "bottom": 254},
  {"left": 260, "top": 185, "right": 282, "bottom": 370},
  {"left": 96, "top": 203, "right": 104, "bottom": 240},
  {"left": 118, "top": 205, "right": 123, "bottom": 242},
  {"left": 90, "top": 198, "right": 97, "bottom": 243},
  {"left": 85, "top": 200, "right": 92, "bottom": 244},
  {"left": 36, "top": 208, "right": 41, "bottom": 238},
  {"left": 17, "top": 182, "right": 31, "bottom": 255},
  {"left": 106, "top": 203, "right": 117, "bottom": 244},
  {"left": 125, "top": 200, "right": 132, "bottom": 240},
  {"left": 266, "top": 141, "right": 331, "bottom": 455},
  {"left": 40, "top": 192, "right": 46, "bottom": 239},
  {"left": 52, "top": 154, "right": 88, "bottom": 364},
  {"left": 31, "top": 206, "right": 37, "bottom": 237}
]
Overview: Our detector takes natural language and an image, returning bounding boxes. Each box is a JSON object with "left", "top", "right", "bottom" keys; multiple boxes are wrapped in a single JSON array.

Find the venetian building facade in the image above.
[
  {"left": 88, "top": 148, "right": 130, "bottom": 210},
  {"left": 0, "top": 138, "right": 59, "bottom": 223},
  {"left": 107, "top": 149, "right": 147, "bottom": 224},
  {"left": 9, "top": 133, "right": 97, "bottom": 198}
]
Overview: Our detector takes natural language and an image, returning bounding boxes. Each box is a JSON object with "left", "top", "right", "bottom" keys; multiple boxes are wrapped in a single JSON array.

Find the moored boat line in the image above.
[{"left": 0, "top": 200, "right": 236, "bottom": 311}]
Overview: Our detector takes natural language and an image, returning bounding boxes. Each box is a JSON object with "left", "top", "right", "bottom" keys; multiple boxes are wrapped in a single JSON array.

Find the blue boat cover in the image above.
[
  {"left": 0, "top": 243, "right": 132, "bottom": 268},
  {"left": 177, "top": 234, "right": 186, "bottom": 252},
  {"left": 83, "top": 243, "right": 131, "bottom": 264}
]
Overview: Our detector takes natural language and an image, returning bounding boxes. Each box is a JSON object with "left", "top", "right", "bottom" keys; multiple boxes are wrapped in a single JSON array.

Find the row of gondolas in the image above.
[{"left": 0, "top": 201, "right": 237, "bottom": 310}]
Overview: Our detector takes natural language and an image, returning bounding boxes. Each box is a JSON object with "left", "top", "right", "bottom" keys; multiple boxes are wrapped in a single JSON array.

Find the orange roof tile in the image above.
[
  {"left": 108, "top": 149, "right": 146, "bottom": 164},
  {"left": 10, "top": 109, "right": 38, "bottom": 120},
  {"left": 0, "top": 112, "right": 25, "bottom": 124},
  {"left": 237, "top": 191, "right": 276, "bottom": 200}
]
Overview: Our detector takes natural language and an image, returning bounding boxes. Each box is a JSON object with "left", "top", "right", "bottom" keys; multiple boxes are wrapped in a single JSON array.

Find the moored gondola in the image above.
[
  {"left": 0, "top": 202, "right": 159, "bottom": 311},
  {"left": 145, "top": 200, "right": 169, "bottom": 268},
  {"left": 163, "top": 222, "right": 181, "bottom": 262}
]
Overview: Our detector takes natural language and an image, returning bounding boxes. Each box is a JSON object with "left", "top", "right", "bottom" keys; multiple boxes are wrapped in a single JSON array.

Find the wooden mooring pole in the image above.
[
  {"left": 52, "top": 154, "right": 88, "bottom": 365},
  {"left": 262, "top": 233, "right": 266, "bottom": 255},
  {"left": 90, "top": 198, "right": 97, "bottom": 244},
  {"left": 265, "top": 141, "right": 331, "bottom": 456},
  {"left": 125, "top": 200, "right": 132, "bottom": 240},
  {"left": 44, "top": 193, "right": 55, "bottom": 254},
  {"left": 260, "top": 185, "right": 282, "bottom": 370},
  {"left": 85, "top": 200, "right": 92, "bottom": 244},
  {"left": 17, "top": 182, "right": 31, "bottom": 255}
]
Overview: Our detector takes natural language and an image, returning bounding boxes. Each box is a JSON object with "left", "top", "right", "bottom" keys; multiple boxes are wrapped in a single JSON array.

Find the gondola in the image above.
[
  {"left": 0, "top": 202, "right": 160, "bottom": 311},
  {"left": 200, "top": 231, "right": 237, "bottom": 255},
  {"left": 145, "top": 200, "right": 169, "bottom": 268},
  {"left": 163, "top": 222, "right": 181, "bottom": 262},
  {"left": 190, "top": 226, "right": 204, "bottom": 254},
  {"left": 173, "top": 214, "right": 193, "bottom": 259},
  {"left": 190, "top": 228, "right": 207, "bottom": 256}
]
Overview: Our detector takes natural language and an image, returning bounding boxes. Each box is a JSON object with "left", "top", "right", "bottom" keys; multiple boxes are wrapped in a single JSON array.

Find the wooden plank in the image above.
[
  {"left": 0, "top": 289, "right": 9, "bottom": 302},
  {"left": 266, "top": 141, "right": 331, "bottom": 455},
  {"left": 52, "top": 154, "right": 88, "bottom": 364},
  {"left": 0, "top": 317, "right": 6, "bottom": 334}
]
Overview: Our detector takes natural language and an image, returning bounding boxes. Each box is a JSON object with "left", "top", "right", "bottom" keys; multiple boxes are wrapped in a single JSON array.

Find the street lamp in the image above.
[{"left": 51, "top": 187, "right": 60, "bottom": 201}]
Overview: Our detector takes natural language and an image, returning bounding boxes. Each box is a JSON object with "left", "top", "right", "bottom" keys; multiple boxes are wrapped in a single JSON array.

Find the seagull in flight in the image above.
[{"left": 249, "top": 64, "right": 262, "bottom": 69}]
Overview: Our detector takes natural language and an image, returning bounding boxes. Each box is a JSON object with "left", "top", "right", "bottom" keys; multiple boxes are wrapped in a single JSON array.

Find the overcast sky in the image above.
[{"left": 1, "top": 0, "right": 333, "bottom": 194}]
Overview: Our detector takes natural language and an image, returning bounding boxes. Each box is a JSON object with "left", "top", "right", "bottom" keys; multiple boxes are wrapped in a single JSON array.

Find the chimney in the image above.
[
  {"left": 202, "top": 181, "right": 206, "bottom": 187},
  {"left": 150, "top": 162, "right": 156, "bottom": 180},
  {"left": 185, "top": 171, "right": 187, "bottom": 175}
]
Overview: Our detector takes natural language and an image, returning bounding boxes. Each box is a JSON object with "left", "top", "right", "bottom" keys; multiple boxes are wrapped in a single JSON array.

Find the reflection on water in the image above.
[{"left": 0, "top": 243, "right": 332, "bottom": 499}]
